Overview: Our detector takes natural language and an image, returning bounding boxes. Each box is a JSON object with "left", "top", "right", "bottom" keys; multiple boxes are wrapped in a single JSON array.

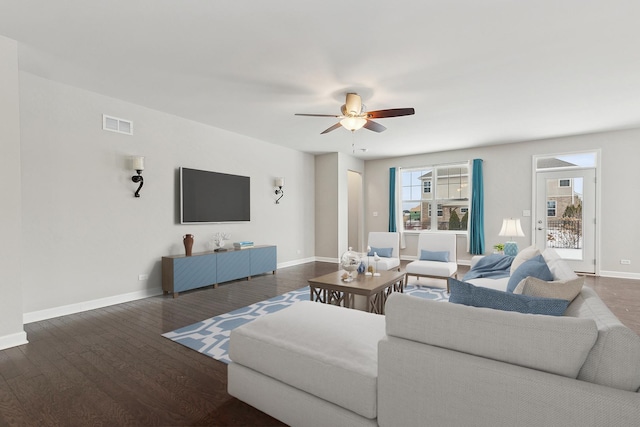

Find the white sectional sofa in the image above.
[{"left": 228, "top": 251, "right": 640, "bottom": 426}]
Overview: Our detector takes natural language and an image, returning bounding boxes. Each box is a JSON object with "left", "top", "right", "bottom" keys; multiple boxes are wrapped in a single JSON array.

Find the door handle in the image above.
[{"left": 537, "top": 227, "right": 543, "bottom": 230}]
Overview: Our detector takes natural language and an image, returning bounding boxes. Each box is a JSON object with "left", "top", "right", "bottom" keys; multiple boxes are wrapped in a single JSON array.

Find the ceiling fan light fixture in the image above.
[{"left": 340, "top": 116, "right": 367, "bottom": 131}]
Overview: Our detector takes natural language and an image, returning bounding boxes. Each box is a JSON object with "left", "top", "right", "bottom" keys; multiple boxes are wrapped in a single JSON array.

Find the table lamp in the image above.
[{"left": 499, "top": 218, "right": 525, "bottom": 256}]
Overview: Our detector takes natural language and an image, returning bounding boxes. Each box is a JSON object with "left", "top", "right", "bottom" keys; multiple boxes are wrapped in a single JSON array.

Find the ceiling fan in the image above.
[{"left": 295, "top": 93, "right": 415, "bottom": 134}]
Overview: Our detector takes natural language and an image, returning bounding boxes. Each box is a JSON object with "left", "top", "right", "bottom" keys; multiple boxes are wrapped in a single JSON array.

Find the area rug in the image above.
[{"left": 162, "top": 284, "right": 449, "bottom": 364}]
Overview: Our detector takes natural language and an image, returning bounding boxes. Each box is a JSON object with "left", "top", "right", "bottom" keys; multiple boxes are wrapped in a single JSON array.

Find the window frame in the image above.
[{"left": 400, "top": 163, "right": 470, "bottom": 233}]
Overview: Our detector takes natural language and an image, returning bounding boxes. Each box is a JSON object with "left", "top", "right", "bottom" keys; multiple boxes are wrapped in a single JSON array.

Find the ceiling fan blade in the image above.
[
  {"left": 363, "top": 120, "right": 387, "bottom": 133},
  {"left": 366, "top": 108, "right": 415, "bottom": 119},
  {"left": 320, "top": 123, "right": 343, "bottom": 134},
  {"left": 295, "top": 113, "right": 341, "bottom": 118}
]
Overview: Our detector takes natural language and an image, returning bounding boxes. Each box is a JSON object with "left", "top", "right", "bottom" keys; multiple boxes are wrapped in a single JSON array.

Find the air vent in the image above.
[{"left": 103, "top": 114, "right": 133, "bottom": 135}]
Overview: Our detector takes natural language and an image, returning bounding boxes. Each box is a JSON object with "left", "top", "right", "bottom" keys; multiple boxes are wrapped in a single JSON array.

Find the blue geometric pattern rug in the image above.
[{"left": 162, "top": 284, "right": 449, "bottom": 364}]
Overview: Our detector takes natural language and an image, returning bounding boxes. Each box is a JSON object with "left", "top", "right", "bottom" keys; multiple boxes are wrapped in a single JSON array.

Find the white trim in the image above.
[
  {"left": 0, "top": 331, "right": 28, "bottom": 350},
  {"left": 277, "top": 257, "right": 317, "bottom": 269},
  {"left": 23, "top": 288, "right": 163, "bottom": 324},
  {"left": 314, "top": 256, "right": 339, "bottom": 264},
  {"left": 599, "top": 270, "right": 640, "bottom": 280}
]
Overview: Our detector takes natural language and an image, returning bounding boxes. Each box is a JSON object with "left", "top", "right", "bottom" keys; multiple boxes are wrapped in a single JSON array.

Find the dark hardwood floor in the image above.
[{"left": 1, "top": 261, "right": 639, "bottom": 426}]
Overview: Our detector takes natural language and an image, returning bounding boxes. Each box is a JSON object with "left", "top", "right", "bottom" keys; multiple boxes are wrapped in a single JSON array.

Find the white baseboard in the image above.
[
  {"left": 0, "top": 330, "right": 28, "bottom": 350},
  {"left": 599, "top": 270, "right": 640, "bottom": 280},
  {"left": 23, "top": 288, "right": 164, "bottom": 324},
  {"left": 314, "top": 256, "right": 339, "bottom": 264},
  {"left": 277, "top": 257, "right": 317, "bottom": 269},
  {"left": 23, "top": 258, "right": 335, "bottom": 325}
]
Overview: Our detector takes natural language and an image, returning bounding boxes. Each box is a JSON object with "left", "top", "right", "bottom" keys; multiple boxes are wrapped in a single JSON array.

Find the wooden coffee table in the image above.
[{"left": 307, "top": 270, "right": 405, "bottom": 314}]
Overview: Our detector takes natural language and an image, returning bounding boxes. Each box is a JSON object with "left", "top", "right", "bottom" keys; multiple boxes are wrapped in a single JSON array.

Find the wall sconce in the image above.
[
  {"left": 131, "top": 156, "right": 145, "bottom": 197},
  {"left": 274, "top": 177, "right": 285, "bottom": 204}
]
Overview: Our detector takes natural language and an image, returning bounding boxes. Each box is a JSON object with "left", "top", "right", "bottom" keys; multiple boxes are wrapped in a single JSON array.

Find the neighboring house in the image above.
[{"left": 403, "top": 167, "right": 469, "bottom": 230}]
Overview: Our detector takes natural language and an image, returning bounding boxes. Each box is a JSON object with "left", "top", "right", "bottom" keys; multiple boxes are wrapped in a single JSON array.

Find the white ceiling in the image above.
[{"left": 2, "top": 0, "right": 640, "bottom": 159}]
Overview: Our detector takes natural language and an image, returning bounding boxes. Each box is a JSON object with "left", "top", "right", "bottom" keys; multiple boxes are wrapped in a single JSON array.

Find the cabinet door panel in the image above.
[
  {"left": 173, "top": 255, "right": 217, "bottom": 292},
  {"left": 216, "top": 250, "right": 251, "bottom": 283},
  {"left": 250, "top": 246, "right": 277, "bottom": 275}
]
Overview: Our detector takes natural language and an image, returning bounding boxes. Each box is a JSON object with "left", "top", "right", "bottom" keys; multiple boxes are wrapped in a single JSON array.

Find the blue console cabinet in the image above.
[{"left": 162, "top": 245, "right": 277, "bottom": 297}]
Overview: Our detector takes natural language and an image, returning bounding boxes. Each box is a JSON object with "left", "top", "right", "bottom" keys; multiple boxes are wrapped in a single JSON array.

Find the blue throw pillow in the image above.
[
  {"left": 448, "top": 278, "right": 569, "bottom": 316},
  {"left": 506, "top": 254, "right": 553, "bottom": 293},
  {"left": 419, "top": 250, "right": 450, "bottom": 262},
  {"left": 368, "top": 247, "right": 393, "bottom": 258}
]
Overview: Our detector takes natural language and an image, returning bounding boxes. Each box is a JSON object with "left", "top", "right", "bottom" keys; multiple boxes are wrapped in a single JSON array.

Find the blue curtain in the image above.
[
  {"left": 469, "top": 159, "right": 485, "bottom": 254},
  {"left": 388, "top": 167, "right": 396, "bottom": 232}
]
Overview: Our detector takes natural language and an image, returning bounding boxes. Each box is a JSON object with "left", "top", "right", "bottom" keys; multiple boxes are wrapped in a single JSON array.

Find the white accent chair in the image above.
[
  {"left": 366, "top": 232, "right": 400, "bottom": 272},
  {"left": 405, "top": 233, "right": 458, "bottom": 292}
]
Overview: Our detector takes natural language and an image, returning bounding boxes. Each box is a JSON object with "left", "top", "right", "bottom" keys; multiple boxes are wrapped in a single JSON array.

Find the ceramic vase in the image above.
[{"left": 183, "top": 234, "right": 194, "bottom": 256}]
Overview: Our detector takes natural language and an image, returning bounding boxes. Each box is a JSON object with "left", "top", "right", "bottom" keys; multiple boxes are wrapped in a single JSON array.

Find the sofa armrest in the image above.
[
  {"left": 378, "top": 338, "right": 640, "bottom": 427},
  {"left": 384, "top": 293, "right": 598, "bottom": 378}
]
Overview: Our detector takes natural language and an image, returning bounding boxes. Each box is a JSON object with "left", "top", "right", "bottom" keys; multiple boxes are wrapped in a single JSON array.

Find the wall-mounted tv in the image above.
[{"left": 180, "top": 167, "right": 250, "bottom": 223}]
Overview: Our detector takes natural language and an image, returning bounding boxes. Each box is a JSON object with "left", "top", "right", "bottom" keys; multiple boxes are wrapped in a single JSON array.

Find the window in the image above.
[
  {"left": 547, "top": 200, "right": 557, "bottom": 217},
  {"left": 401, "top": 163, "right": 469, "bottom": 231},
  {"left": 558, "top": 179, "right": 571, "bottom": 188}
]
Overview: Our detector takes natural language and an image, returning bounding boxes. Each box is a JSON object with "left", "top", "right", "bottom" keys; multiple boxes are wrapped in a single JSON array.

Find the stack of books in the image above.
[{"left": 233, "top": 241, "right": 254, "bottom": 249}]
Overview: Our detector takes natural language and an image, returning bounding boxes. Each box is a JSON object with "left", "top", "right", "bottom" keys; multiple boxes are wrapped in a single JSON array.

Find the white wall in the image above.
[
  {"left": 18, "top": 72, "right": 316, "bottom": 319},
  {"left": 339, "top": 153, "right": 365, "bottom": 254},
  {"left": 315, "top": 153, "right": 339, "bottom": 260},
  {"left": 314, "top": 152, "right": 365, "bottom": 260},
  {"left": 365, "top": 128, "right": 640, "bottom": 277},
  {"left": 0, "top": 36, "right": 27, "bottom": 349}
]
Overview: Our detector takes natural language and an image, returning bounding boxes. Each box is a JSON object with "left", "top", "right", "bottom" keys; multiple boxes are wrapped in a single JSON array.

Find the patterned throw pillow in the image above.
[
  {"left": 513, "top": 276, "right": 583, "bottom": 302},
  {"left": 448, "top": 278, "right": 569, "bottom": 316}
]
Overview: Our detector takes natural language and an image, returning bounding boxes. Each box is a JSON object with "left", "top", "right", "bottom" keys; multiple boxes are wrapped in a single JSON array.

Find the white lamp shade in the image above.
[
  {"left": 498, "top": 218, "right": 525, "bottom": 238},
  {"left": 340, "top": 117, "right": 367, "bottom": 131},
  {"left": 275, "top": 177, "right": 285, "bottom": 187},
  {"left": 132, "top": 156, "right": 145, "bottom": 171}
]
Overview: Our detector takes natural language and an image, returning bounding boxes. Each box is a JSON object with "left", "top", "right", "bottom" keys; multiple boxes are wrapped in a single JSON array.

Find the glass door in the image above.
[{"left": 535, "top": 169, "right": 596, "bottom": 273}]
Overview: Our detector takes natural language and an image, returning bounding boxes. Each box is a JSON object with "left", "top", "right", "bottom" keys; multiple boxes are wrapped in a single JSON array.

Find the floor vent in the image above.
[{"left": 103, "top": 114, "right": 133, "bottom": 135}]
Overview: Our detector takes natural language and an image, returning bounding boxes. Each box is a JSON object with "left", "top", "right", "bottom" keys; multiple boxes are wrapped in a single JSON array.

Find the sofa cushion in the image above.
[
  {"left": 513, "top": 276, "right": 584, "bottom": 302},
  {"left": 385, "top": 293, "right": 598, "bottom": 378},
  {"left": 449, "top": 278, "right": 569, "bottom": 316},
  {"left": 229, "top": 301, "right": 385, "bottom": 419},
  {"left": 368, "top": 246, "right": 393, "bottom": 257},
  {"left": 543, "top": 248, "right": 579, "bottom": 281},
  {"left": 510, "top": 245, "right": 541, "bottom": 274},
  {"left": 566, "top": 287, "right": 640, "bottom": 392},
  {"left": 420, "top": 249, "right": 449, "bottom": 262},
  {"left": 507, "top": 255, "right": 553, "bottom": 292}
]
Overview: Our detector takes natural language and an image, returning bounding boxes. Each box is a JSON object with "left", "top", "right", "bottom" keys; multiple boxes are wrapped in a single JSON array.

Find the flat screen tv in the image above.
[{"left": 180, "top": 167, "right": 250, "bottom": 223}]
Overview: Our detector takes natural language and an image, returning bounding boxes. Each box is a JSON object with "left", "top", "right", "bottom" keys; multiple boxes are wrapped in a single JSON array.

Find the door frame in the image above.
[{"left": 531, "top": 150, "right": 601, "bottom": 275}]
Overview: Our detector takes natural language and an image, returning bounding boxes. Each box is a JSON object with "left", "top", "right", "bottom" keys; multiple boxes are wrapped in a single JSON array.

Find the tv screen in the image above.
[{"left": 180, "top": 167, "right": 250, "bottom": 223}]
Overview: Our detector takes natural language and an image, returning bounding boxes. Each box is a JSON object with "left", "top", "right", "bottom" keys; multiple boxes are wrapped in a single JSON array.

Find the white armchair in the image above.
[
  {"left": 405, "top": 233, "right": 458, "bottom": 292},
  {"left": 366, "top": 232, "right": 401, "bottom": 272}
]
